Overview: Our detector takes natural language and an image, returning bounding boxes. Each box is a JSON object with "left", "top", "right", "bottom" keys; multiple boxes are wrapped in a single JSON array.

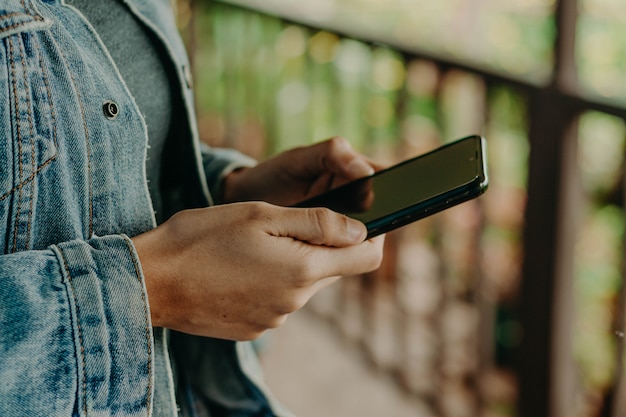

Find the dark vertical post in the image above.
[
  {"left": 518, "top": 0, "right": 580, "bottom": 416},
  {"left": 518, "top": 92, "right": 579, "bottom": 417},
  {"left": 604, "top": 169, "right": 626, "bottom": 417},
  {"left": 610, "top": 257, "right": 626, "bottom": 417}
]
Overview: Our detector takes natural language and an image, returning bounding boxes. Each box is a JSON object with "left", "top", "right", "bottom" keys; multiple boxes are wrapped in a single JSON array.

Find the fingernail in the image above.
[
  {"left": 346, "top": 159, "right": 375, "bottom": 178},
  {"left": 347, "top": 219, "right": 366, "bottom": 242}
]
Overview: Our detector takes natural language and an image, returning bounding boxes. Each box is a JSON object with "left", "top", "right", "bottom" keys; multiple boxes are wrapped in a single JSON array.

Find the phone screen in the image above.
[{"left": 296, "top": 135, "right": 488, "bottom": 237}]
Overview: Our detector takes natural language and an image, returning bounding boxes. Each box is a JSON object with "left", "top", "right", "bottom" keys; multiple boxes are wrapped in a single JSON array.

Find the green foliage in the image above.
[{"left": 181, "top": 2, "right": 626, "bottom": 415}]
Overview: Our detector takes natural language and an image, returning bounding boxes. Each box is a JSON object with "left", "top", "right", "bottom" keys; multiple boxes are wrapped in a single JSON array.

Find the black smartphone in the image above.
[{"left": 295, "top": 135, "right": 489, "bottom": 238}]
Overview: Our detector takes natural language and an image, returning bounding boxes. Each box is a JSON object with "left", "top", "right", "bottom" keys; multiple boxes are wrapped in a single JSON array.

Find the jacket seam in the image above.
[
  {"left": 0, "top": 13, "right": 28, "bottom": 20},
  {"left": 24, "top": 31, "right": 36, "bottom": 251},
  {"left": 25, "top": 30, "right": 57, "bottom": 249},
  {"left": 57, "top": 246, "right": 89, "bottom": 417},
  {"left": 0, "top": 17, "right": 45, "bottom": 33},
  {"left": 21, "top": 0, "right": 34, "bottom": 15},
  {"left": 0, "top": 158, "right": 56, "bottom": 202},
  {"left": 0, "top": 31, "right": 59, "bottom": 204},
  {"left": 37, "top": 31, "right": 58, "bottom": 149},
  {"left": 8, "top": 36, "right": 23, "bottom": 253},
  {"left": 20, "top": 0, "right": 32, "bottom": 12},
  {"left": 0, "top": 0, "right": 45, "bottom": 31},
  {"left": 22, "top": 0, "right": 45, "bottom": 20},
  {"left": 123, "top": 237, "right": 154, "bottom": 416},
  {"left": 7, "top": 31, "right": 42, "bottom": 252}
]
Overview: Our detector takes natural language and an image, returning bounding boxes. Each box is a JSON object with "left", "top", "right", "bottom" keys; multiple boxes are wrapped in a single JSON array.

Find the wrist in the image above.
[
  {"left": 131, "top": 230, "right": 172, "bottom": 328},
  {"left": 221, "top": 167, "right": 249, "bottom": 203}
]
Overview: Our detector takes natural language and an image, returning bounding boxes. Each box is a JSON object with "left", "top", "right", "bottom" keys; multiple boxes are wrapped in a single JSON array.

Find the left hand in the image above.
[{"left": 222, "top": 137, "right": 379, "bottom": 206}]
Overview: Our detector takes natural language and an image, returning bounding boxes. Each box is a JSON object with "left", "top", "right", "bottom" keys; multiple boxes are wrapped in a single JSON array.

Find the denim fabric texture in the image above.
[{"left": 0, "top": 0, "right": 289, "bottom": 416}]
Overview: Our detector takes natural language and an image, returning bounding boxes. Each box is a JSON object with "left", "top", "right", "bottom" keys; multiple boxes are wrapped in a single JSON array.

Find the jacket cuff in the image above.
[
  {"left": 200, "top": 143, "right": 256, "bottom": 204},
  {"left": 51, "top": 235, "right": 154, "bottom": 415}
]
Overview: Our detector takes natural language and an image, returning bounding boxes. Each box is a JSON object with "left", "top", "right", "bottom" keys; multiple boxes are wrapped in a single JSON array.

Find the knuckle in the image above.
[
  {"left": 327, "top": 136, "right": 349, "bottom": 153},
  {"left": 276, "top": 298, "right": 297, "bottom": 315},
  {"left": 166, "top": 208, "right": 191, "bottom": 232},
  {"left": 293, "top": 259, "right": 318, "bottom": 286},
  {"left": 243, "top": 201, "right": 272, "bottom": 222},
  {"left": 306, "top": 207, "right": 334, "bottom": 240},
  {"left": 309, "top": 206, "right": 331, "bottom": 225},
  {"left": 267, "top": 314, "right": 288, "bottom": 329},
  {"left": 287, "top": 294, "right": 308, "bottom": 313},
  {"left": 275, "top": 289, "right": 310, "bottom": 315}
]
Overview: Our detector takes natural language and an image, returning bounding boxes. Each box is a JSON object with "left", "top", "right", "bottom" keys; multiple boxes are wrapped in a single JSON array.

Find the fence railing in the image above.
[{"left": 178, "top": 1, "right": 626, "bottom": 415}]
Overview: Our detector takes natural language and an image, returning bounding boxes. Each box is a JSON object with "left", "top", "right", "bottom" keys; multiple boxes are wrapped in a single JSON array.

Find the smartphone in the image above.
[{"left": 295, "top": 135, "right": 489, "bottom": 238}]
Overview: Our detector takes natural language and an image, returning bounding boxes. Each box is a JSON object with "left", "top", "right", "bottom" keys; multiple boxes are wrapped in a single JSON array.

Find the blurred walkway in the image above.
[{"left": 259, "top": 308, "right": 429, "bottom": 417}]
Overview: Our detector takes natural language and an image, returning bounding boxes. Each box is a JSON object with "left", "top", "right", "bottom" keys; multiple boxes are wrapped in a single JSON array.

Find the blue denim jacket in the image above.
[{"left": 0, "top": 1, "right": 291, "bottom": 416}]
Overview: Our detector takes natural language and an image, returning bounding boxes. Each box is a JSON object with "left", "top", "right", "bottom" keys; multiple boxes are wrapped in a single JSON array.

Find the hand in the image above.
[
  {"left": 132, "top": 202, "right": 384, "bottom": 341},
  {"left": 222, "top": 137, "right": 380, "bottom": 206}
]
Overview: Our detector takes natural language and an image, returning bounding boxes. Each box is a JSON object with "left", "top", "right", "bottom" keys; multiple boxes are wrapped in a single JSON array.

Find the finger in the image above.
[
  {"left": 343, "top": 155, "right": 375, "bottom": 179},
  {"left": 366, "top": 158, "right": 388, "bottom": 173},
  {"left": 268, "top": 206, "right": 367, "bottom": 247},
  {"left": 291, "top": 137, "right": 374, "bottom": 180},
  {"left": 308, "top": 237, "right": 384, "bottom": 278},
  {"left": 323, "top": 137, "right": 375, "bottom": 179}
]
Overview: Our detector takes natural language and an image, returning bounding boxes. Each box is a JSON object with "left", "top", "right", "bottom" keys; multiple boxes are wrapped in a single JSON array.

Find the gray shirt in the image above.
[{"left": 72, "top": 0, "right": 176, "bottom": 222}]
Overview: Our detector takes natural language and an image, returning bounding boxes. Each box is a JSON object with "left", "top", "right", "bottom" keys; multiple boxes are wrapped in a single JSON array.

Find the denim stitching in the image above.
[
  {"left": 8, "top": 36, "right": 23, "bottom": 254},
  {"left": 2, "top": 12, "right": 30, "bottom": 20},
  {"left": 9, "top": 30, "right": 38, "bottom": 252},
  {"left": 20, "top": 0, "right": 30, "bottom": 16},
  {"left": 18, "top": 0, "right": 34, "bottom": 16},
  {"left": 124, "top": 238, "right": 154, "bottom": 415},
  {"left": 0, "top": 159, "right": 55, "bottom": 202},
  {"left": 22, "top": 32, "right": 55, "bottom": 250},
  {"left": 0, "top": 1, "right": 45, "bottom": 33},
  {"left": 0, "top": 32, "right": 58, "bottom": 203},
  {"left": 0, "top": 16, "right": 45, "bottom": 34},
  {"left": 37, "top": 33, "right": 58, "bottom": 150},
  {"left": 22, "top": 0, "right": 40, "bottom": 17},
  {"left": 22, "top": 33, "right": 36, "bottom": 251},
  {"left": 0, "top": 13, "right": 27, "bottom": 20},
  {"left": 57, "top": 247, "right": 89, "bottom": 417}
]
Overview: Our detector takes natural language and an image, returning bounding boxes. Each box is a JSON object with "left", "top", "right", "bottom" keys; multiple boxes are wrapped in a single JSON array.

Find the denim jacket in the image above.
[{"left": 0, "top": 1, "right": 291, "bottom": 416}]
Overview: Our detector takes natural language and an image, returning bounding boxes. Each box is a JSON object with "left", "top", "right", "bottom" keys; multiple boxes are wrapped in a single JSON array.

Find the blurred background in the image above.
[{"left": 173, "top": 0, "right": 626, "bottom": 416}]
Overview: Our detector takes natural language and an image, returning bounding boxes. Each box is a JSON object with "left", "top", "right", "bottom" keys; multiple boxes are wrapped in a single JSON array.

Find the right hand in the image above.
[{"left": 132, "top": 202, "right": 384, "bottom": 341}]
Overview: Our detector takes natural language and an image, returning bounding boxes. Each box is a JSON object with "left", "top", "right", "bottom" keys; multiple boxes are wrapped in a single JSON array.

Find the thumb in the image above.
[{"left": 269, "top": 206, "right": 367, "bottom": 247}]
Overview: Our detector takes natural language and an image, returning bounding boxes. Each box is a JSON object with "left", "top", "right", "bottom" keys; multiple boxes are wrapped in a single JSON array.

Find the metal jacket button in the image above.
[{"left": 103, "top": 100, "right": 119, "bottom": 120}]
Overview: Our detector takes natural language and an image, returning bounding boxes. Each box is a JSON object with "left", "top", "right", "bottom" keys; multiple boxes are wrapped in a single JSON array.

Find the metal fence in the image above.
[{"left": 178, "top": 1, "right": 626, "bottom": 415}]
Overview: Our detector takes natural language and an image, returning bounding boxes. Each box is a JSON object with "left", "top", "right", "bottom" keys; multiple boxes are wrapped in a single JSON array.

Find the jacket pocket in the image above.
[
  {"left": 0, "top": 0, "right": 50, "bottom": 38},
  {"left": 0, "top": 2, "right": 54, "bottom": 252}
]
